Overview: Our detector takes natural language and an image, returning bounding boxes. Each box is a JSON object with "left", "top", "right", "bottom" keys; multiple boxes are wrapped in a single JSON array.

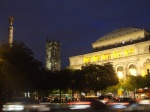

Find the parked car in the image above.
[{"left": 2, "top": 97, "right": 51, "bottom": 112}]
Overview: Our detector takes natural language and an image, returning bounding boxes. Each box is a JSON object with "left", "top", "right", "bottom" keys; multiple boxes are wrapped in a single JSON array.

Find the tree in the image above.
[
  {"left": 0, "top": 42, "right": 43, "bottom": 99},
  {"left": 50, "top": 68, "right": 73, "bottom": 102},
  {"left": 123, "top": 76, "right": 142, "bottom": 91},
  {"left": 143, "top": 75, "right": 150, "bottom": 88},
  {"left": 81, "top": 63, "right": 119, "bottom": 95},
  {"left": 71, "top": 69, "right": 85, "bottom": 93}
]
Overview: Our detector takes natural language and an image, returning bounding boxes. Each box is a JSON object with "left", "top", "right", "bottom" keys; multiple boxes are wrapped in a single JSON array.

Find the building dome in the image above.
[
  {"left": 95, "top": 27, "right": 143, "bottom": 42},
  {"left": 92, "top": 27, "right": 150, "bottom": 50}
]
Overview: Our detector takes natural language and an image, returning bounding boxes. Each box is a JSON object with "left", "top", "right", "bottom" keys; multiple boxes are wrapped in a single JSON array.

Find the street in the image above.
[{"left": 48, "top": 103, "right": 150, "bottom": 112}]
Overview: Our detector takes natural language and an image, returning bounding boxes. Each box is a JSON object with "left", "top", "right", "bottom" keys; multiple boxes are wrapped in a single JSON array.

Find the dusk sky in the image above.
[{"left": 0, "top": 0, "right": 150, "bottom": 68}]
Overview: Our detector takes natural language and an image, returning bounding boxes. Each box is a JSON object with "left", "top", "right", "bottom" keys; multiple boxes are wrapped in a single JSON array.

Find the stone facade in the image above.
[
  {"left": 69, "top": 27, "right": 150, "bottom": 78},
  {"left": 45, "top": 39, "right": 61, "bottom": 71}
]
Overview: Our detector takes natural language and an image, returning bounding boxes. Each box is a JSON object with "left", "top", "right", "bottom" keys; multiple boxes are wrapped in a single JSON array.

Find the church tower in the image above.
[
  {"left": 8, "top": 16, "right": 14, "bottom": 47},
  {"left": 45, "top": 39, "right": 61, "bottom": 71}
]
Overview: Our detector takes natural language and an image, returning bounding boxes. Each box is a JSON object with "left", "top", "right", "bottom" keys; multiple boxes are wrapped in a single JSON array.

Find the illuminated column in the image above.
[{"left": 8, "top": 16, "right": 14, "bottom": 47}]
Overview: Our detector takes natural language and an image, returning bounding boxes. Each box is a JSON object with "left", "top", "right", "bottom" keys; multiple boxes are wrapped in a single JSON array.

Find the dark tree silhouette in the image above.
[
  {"left": 81, "top": 63, "right": 119, "bottom": 95},
  {"left": 0, "top": 42, "right": 43, "bottom": 100}
]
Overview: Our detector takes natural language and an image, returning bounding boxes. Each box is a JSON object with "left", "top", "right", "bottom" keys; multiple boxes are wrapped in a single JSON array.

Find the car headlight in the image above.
[{"left": 2, "top": 104, "right": 24, "bottom": 111}]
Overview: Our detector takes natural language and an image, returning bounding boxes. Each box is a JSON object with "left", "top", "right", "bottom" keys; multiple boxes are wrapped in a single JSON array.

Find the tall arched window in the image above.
[
  {"left": 129, "top": 64, "right": 137, "bottom": 76},
  {"left": 117, "top": 66, "right": 124, "bottom": 79}
]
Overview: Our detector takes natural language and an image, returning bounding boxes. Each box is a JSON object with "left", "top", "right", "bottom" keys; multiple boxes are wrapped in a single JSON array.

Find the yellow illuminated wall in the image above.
[
  {"left": 83, "top": 56, "right": 92, "bottom": 63},
  {"left": 124, "top": 49, "right": 135, "bottom": 57},
  {"left": 93, "top": 55, "right": 101, "bottom": 62},
  {"left": 83, "top": 48, "right": 135, "bottom": 64}
]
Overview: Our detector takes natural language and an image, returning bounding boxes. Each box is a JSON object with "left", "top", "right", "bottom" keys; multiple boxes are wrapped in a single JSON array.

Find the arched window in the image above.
[
  {"left": 117, "top": 66, "right": 123, "bottom": 71},
  {"left": 117, "top": 66, "right": 124, "bottom": 79},
  {"left": 129, "top": 64, "right": 137, "bottom": 76}
]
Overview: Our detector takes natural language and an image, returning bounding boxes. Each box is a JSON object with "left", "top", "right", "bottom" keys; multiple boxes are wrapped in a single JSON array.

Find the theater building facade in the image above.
[{"left": 69, "top": 27, "right": 150, "bottom": 78}]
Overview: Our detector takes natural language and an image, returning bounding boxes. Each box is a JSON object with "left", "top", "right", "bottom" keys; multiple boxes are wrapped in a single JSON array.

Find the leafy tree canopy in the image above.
[
  {"left": 0, "top": 42, "right": 44, "bottom": 97},
  {"left": 81, "top": 63, "right": 119, "bottom": 94}
]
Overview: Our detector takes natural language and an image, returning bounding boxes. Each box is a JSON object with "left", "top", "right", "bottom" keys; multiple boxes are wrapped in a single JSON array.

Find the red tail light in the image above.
[{"left": 68, "top": 101, "right": 91, "bottom": 105}]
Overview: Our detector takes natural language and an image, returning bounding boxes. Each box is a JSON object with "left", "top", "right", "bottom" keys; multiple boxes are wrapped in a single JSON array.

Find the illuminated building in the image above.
[
  {"left": 69, "top": 27, "right": 150, "bottom": 77},
  {"left": 45, "top": 39, "right": 61, "bottom": 71}
]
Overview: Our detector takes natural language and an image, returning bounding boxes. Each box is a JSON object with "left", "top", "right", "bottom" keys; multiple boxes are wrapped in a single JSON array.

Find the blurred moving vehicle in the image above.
[
  {"left": 107, "top": 97, "right": 137, "bottom": 110},
  {"left": 84, "top": 96, "right": 98, "bottom": 100},
  {"left": 98, "top": 95, "right": 112, "bottom": 104},
  {"left": 2, "top": 97, "right": 50, "bottom": 112},
  {"left": 138, "top": 97, "right": 150, "bottom": 106},
  {"left": 67, "top": 99, "right": 107, "bottom": 110}
]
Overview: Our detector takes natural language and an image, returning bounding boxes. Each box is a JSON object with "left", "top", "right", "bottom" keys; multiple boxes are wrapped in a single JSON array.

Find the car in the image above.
[
  {"left": 67, "top": 99, "right": 107, "bottom": 110},
  {"left": 138, "top": 97, "right": 150, "bottom": 106},
  {"left": 98, "top": 95, "right": 112, "bottom": 104},
  {"left": 2, "top": 97, "right": 51, "bottom": 112},
  {"left": 107, "top": 97, "right": 137, "bottom": 110}
]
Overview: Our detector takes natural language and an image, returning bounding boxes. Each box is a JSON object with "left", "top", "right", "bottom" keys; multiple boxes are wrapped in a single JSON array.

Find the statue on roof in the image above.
[{"left": 8, "top": 16, "right": 14, "bottom": 26}]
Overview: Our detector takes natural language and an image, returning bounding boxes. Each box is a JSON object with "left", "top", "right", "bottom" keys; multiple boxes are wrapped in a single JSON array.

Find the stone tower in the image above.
[
  {"left": 8, "top": 16, "right": 14, "bottom": 47},
  {"left": 45, "top": 39, "right": 61, "bottom": 71}
]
